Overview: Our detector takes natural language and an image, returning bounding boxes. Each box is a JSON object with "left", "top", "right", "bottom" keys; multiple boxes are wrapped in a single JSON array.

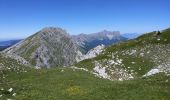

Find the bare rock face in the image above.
[
  {"left": 78, "top": 44, "right": 105, "bottom": 62},
  {"left": 4, "top": 27, "right": 81, "bottom": 68},
  {"left": 71, "top": 30, "right": 127, "bottom": 54}
]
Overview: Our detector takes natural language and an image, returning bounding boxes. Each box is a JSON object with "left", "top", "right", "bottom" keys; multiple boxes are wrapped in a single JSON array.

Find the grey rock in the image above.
[{"left": 3, "top": 27, "right": 81, "bottom": 68}]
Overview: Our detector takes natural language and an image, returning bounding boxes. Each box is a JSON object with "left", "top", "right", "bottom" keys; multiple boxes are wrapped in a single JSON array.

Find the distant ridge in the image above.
[
  {"left": 2, "top": 27, "right": 128, "bottom": 68},
  {"left": 75, "top": 28, "right": 170, "bottom": 80},
  {"left": 71, "top": 30, "right": 127, "bottom": 53},
  {"left": 0, "top": 39, "right": 22, "bottom": 51}
]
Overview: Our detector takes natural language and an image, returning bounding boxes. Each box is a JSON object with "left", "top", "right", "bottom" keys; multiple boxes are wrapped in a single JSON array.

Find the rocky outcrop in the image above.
[
  {"left": 75, "top": 28, "right": 170, "bottom": 81},
  {"left": 3, "top": 27, "right": 82, "bottom": 68},
  {"left": 78, "top": 44, "right": 105, "bottom": 62}
]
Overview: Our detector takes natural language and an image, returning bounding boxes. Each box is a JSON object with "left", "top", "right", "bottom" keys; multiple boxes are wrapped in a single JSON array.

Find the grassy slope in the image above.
[
  {"left": 0, "top": 68, "right": 170, "bottom": 100},
  {"left": 0, "top": 54, "right": 28, "bottom": 72},
  {"left": 0, "top": 28, "right": 170, "bottom": 99},
  {"left": 75, "top": 28, "right": 170, "bottom": 78}
]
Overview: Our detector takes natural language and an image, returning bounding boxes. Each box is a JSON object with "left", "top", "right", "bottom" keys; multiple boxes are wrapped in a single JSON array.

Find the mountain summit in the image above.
[
  {"left": 2, "top": 27, "right": 128, "bottom": 68},
  {"left": 4, "top": 27, "right": 81, "bottom": 68}
]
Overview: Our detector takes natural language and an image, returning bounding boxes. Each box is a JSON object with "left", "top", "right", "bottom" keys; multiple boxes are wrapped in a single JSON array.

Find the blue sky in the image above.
[{"left": 0, "top": 0, "right": 170, "bottom": 40}]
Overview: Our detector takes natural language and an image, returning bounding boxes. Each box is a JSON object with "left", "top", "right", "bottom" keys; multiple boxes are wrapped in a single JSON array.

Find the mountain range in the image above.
[
  {"left": 72, "top": 30, "right": 127, "bottom": 53},
  {"left": 2, "top": 27, "right": 128, "bottom": 68},
  {"left": 0, "top": 39, "right": 21, "bottom": 51},
  {"left": 75, "top": 28, "right": 170, "bottom": 80},
  {"left": 1, "top": 31, "right": 140, "bottom": 52},
  {"left": 0, "top": 27, "right": 169, "bottom": 100},
  {"left": 122, "top": 33, "right": 142, "bottom": 40}
]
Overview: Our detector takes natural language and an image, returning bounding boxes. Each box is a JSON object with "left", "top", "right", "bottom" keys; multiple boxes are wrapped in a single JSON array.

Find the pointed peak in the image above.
[
  {"left": 40, "top": 27, "right": 65, "bottom": 32},
  {"left": 37, "top": 27, "right": 69, "bottom": 36}
]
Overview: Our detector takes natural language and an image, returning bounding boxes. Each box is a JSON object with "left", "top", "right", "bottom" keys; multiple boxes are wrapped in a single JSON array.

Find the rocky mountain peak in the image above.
[
  {"left": 3, "top": 27, "right": 81, "bottom": 68},
  {"left": 37, "top": 27, "right": 69, "bottom": 38},
  {"left": 40, "top": 27, "right": 66, "bottom": 34}
]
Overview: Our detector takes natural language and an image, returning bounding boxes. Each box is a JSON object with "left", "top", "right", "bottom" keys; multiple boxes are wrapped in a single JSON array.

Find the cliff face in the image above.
[{"left": 71, "top": 30, "right": 127, "bottom": 54}]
